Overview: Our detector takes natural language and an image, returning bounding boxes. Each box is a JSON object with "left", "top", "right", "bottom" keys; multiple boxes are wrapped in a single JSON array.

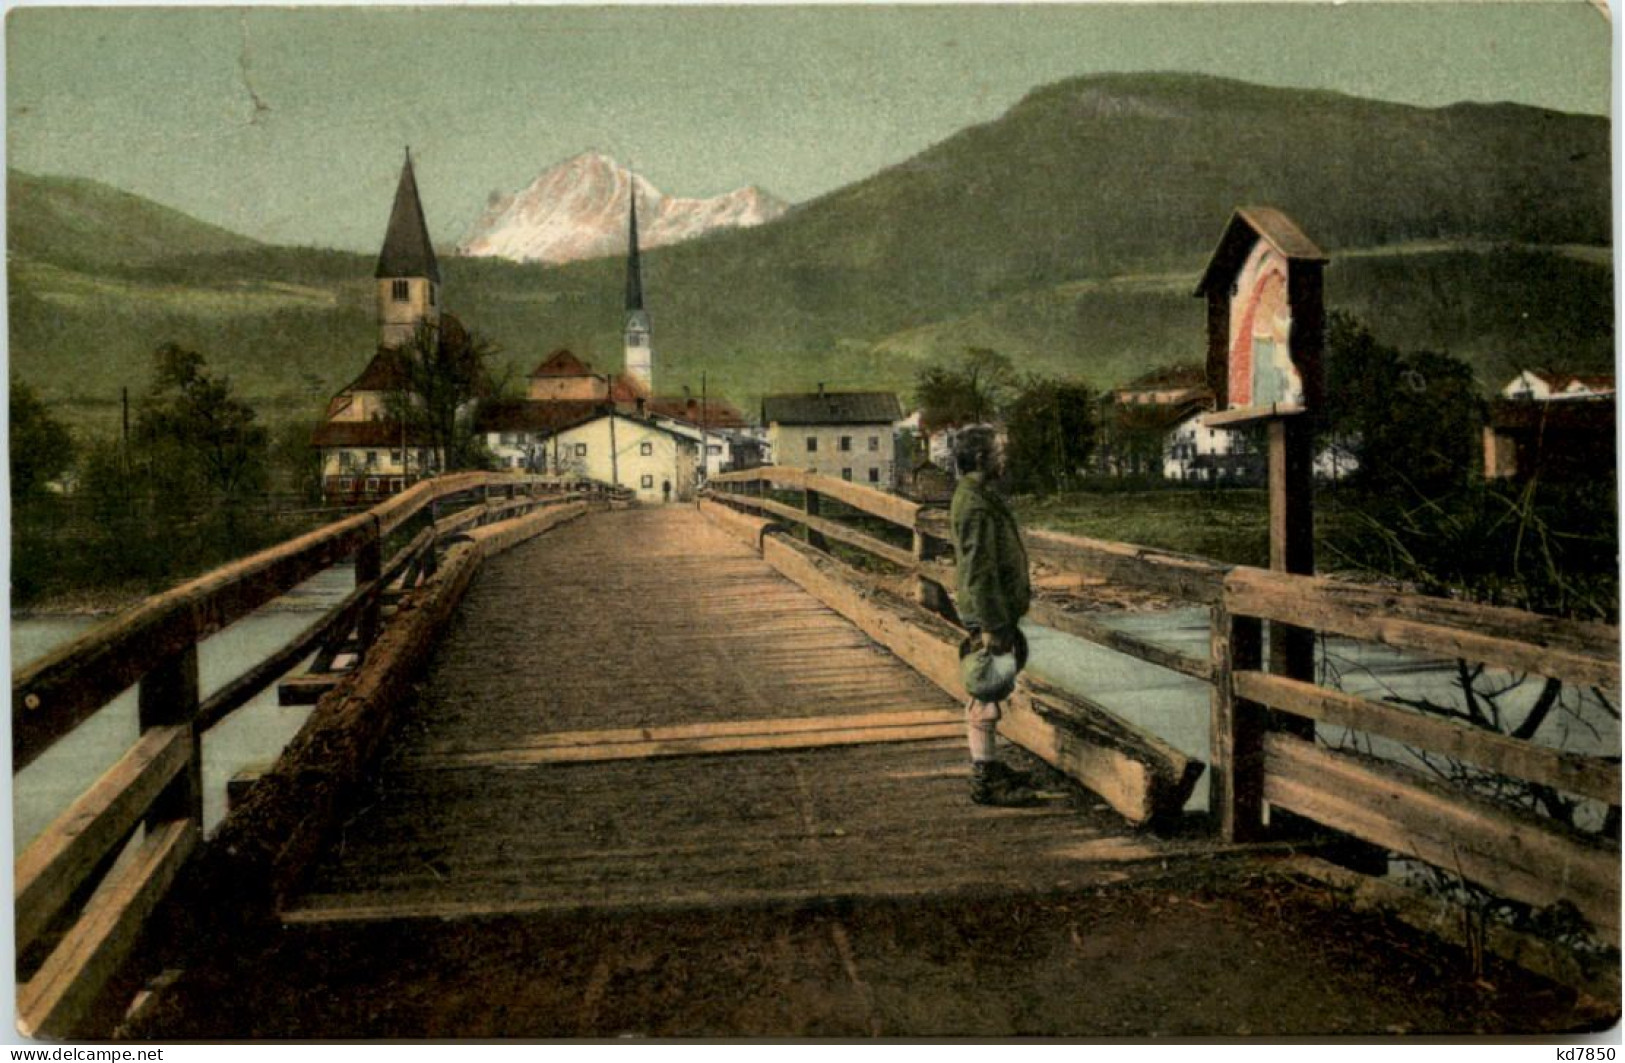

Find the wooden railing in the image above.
[
  {"left": 707, "top": 466, "right": 1622, "bottom": 944},
  {"left": 11, "top": 471, "right": 615, "bottom": 1036},
  {"left": 1216, "top": 567, "right": 1621, "bottom": 943}
]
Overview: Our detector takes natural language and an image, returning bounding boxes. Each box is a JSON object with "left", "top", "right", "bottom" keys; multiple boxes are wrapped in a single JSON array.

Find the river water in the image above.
[
  {"left": 12, "top": 582, "right": 1617, "bottom": 851},
  {"left": 11, "top": 566, "right": 354, "bottom": 854}
]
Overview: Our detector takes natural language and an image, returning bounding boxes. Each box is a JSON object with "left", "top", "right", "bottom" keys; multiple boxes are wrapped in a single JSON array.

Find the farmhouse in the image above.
[
  {"left": 1485, "top": 370, "right": 1616, "bottom": 481},
  {"left": 762, "top": 386, "right": 903, "bottom": 488}
]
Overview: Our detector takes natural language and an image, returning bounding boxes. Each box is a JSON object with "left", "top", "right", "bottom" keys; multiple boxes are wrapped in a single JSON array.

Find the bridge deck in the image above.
[{"left": 287, "top": 507, "right": 1205, "bottom": 923}]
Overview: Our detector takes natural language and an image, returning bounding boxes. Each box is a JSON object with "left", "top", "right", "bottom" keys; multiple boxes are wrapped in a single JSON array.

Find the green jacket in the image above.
[{"left": 950, "top": 471, "right": 1031, "bottom": 636}]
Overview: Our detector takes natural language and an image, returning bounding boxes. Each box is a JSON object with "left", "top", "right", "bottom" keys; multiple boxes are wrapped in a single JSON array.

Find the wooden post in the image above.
[
  {"left": 1210, "top": 606, "right": 1265, "bottom": 841},
  {"left": 912, "top": 528, "right": 929, "bottom": 605},
  {"left": 139, "top": 645, "right": 201, "bottom": 829},
  {"left": 1268, "top": 416, "right": 1318, "bottom": 739},
  {"left": 357, "top": 532, "right": 383, "bottom": 651},
  {"left": 805, "top": 489, "right": 829, "bottom": 551}
]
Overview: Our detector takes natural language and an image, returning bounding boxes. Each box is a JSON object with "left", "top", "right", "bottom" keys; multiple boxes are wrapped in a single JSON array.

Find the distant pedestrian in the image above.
[
  {"left": 950, "top": 425, "right": 1037, "bottom": 807},
  {"left": 662, "top": 479, "right": 672, "bottom": 503}
]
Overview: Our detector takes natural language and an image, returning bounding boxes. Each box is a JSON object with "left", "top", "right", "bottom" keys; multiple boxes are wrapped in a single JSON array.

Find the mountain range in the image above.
[
  {"left": 457, "top": 152, "right": 787, "bottom": 264},
  {"left": 8, "top": 72, "right": 1613, "bottom": 435}
]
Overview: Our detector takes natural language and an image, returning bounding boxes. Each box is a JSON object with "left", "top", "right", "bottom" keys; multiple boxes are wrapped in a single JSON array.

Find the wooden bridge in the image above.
[{"left": 12, "top": 471, "right": 1621, "bottom": 1037}]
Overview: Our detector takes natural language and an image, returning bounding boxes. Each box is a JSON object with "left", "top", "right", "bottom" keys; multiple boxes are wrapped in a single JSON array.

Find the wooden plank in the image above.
[
  {"left": 1225, "top": 567, "right": 1620, "bottom": 691},
  {"left": 710, "top": 467, "right": 919, "bottom": 528},
  {"left": 1210, "top": 607, "right": 1266, "bottom": 842},
  {"left": 465, "top": 500, "right": 588, "bottom": 556},
  {"left": 746, "top": 528, "right": 1197, "bottom": 827},
  {"left": 1262, "top": 733, "right": 1620, "bottom": 943},
  {"left": 1011, "top": 675, "right": 1204, "bottom": 827},
  {"left": 19, "top": 818, "right": 198, "bottom": 1039},
  {"left": 196, "top": 579, "right": 377, "bottom": 731},
  {"left": 799, "top": 469, "right": 921, "bottom": 529},
  {"left": 697, "top": 497, "right": 778, "bottom": 549},
  {"left": 412, "top": 720, "right": 966, "bottom": 769},
  {"left": 277, "top": 674, "right": 342, "bottom": 706},
  {"left": 15, "top": 727, "right": 189, "bottom": 953},
  {"left": 1237, "top": 671, "right": 1621, "bottom": 806},
  {"left": 12, "top": 471, "right": 548, "bottom": 769},
  {"left": 194, "top": 499, "right": 584, "bottom": 917},
  {"left": 137, "top": 647, "right": 200, "bottom": 829},
  {"left": 1024, "top": 601, "right": 1212, "bottom": 681},
  {"left": 747, "top": 494, "right": 916, "bottom": 568},
  {"left": 419, "top": 707, "right": 963, "bottom": 757},
  {"left": 1024, "top": 528, "right": 1231, "bottom": 605}
]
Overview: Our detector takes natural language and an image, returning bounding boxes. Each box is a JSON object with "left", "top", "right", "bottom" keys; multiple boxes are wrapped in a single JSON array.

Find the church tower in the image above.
[
  {"left": 375, "top": 149, "right": 441, "bottom": 349},
  {"left": 623, "top": 184, "right": 654, "bottom": 394}
]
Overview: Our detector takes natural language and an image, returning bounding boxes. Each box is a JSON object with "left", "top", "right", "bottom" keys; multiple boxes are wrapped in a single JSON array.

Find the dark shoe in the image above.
[
  {"left": 982, "top": 760, "right": 1039, "bottom": 789},
  {"left": 971, "top": 761, "right": 1039, "bottom": 807}
]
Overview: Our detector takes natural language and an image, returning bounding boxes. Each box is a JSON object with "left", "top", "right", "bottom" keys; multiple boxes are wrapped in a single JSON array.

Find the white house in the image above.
[
  {"left": 476, "top": 402, "right": 699, "bottom": 503},
  {"left": 1162, "top": 412, "right": 1256, "bottom": 482},
  {"left": 1502, "top": 369, "right": 1616, "bottom": 403}
]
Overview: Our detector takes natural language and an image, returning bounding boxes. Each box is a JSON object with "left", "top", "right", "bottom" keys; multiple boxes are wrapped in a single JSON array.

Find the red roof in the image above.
[
  {"left": 311, "top": 419, "right": 428, "bottom": 447},
  {"left": 473, "top": 399, "right": 607, "bottom": 434},
  {"left": 529, "top": 349, "right": 596, "bottom": 378},
  {"left": 344, "top": 349, "right": 411, "bottom": 393},
  {"left": 645, "top": 395, "right": 750, "bottom": 429}
]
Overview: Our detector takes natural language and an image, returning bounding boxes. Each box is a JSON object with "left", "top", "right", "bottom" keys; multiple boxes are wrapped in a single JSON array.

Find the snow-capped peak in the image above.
[{"left": 457, "top": 153, "right": 789, "bottom": 264}]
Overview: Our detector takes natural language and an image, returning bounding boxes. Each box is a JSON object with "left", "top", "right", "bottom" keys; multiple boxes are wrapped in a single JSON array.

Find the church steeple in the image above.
[
  {"left": 623, "top": 176, "right": 653, "bottom": 394},
  {"left": 625, "top": 185, "right": 645, "bottom": 313},
  {"left": 375, "top": 148, "right": 441, "bottom": 348}
]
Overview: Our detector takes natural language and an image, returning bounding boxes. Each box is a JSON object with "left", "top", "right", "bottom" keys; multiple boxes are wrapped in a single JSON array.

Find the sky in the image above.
[{"left": 5, "top": 3, "right": 1612, "bottom": 252}]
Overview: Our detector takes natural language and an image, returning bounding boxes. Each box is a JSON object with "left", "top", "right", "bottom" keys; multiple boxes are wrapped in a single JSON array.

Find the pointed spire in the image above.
[
  {"left": 375, "top": 148, "right": 440, "bottom": 283},
  {"left": 625, "top": 176, "right": 644, "bottom": 313}
]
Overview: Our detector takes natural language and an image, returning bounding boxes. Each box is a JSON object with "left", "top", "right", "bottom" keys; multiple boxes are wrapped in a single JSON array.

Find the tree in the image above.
[
  {"left": 388, "top": 316, "right": 497, "bottom": 471},
  {"left": 1323, "top": 312, "right": 1483, "bottom": 497},
  {"left": 1004, "top": 375, "right": 1097, "bottom": 494},
  {"left": 9, "top": 373, "right": 73, "bottom": 500},
  {"left": 135, "top": 343, "right": 268, "bottom": 499},
  {"left": 915, "top": 347, "right": 1016, "bottom": 430}
]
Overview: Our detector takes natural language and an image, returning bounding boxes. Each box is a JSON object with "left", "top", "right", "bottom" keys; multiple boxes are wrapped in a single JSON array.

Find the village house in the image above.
[
  {"left": 475, "top": 400, "right": 699, "bottom": 503},
  {"left": 1161, "top": 408, "right": 1262, "bottom": 483},
  {"left": 1485, "top": 369, "right": 1616, "bottom": 481},
  {"left": 313, "top": 151, "right": 446, "bottom": 502},
  {"left": 762, "top": 386, "right": 903, "bottom": 488}
]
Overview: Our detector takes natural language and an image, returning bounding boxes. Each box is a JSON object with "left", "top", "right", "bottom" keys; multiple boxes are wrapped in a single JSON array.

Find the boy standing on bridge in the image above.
[{"left": 951, "top": 426, "right": 1038, "bottom": 807}]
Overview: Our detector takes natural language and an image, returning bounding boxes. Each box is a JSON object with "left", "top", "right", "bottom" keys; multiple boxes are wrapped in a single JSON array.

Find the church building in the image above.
[{"left": 313, "top": 151, "right": 447, "bottom": 501}]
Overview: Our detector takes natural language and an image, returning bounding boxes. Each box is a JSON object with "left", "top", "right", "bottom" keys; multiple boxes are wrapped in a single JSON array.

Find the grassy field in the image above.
[{"left": 1011, "top": 487, "right": 1364, "bottom": 570}]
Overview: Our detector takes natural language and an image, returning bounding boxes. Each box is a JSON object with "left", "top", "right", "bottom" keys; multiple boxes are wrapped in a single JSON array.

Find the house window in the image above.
[
  {"left": 365, "top": 477, "right": 380, "bottom": 493},
  {"left": 640, "top": 442, "right": 653, "bottom": 456},
  {"left": 840, "top": 436, "right": 852, "bottom": 452},
  {"left": 641, "top": 474, "right": 654, "bottom": 489},
  {"left": 707, "top": 444, "right": 723, "bottom": 455},
  {"left": 575, "top": 443, "right": 588, "bottom": 457},
  {"left": 336, "top": 477, "right": 354, "bottom": 492},
  {"left": 868, "top": 436, "right": 880, "bottom": 452},
  {"left": 392, "top": 279, "right": 410, "bottom": 302},
  {"left": 868, "top": 468, "right": 880, "bottom": 484},
  {"left": 365, "top": 451, "right": 379, "bottom": 469},
  {"left": 389, "top": 478, "right": 404, "bottom": 492},
  {"left": 841, "top": 468, "right": 853, "bottom": 482},
  {"left": 806, "top": 436, "right": 818, "bottom": 453}
]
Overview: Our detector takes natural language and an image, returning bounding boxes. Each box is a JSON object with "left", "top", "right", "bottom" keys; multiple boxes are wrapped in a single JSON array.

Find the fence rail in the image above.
[
  {"left": 11, "top": 471, "right": 616, "bottom": 1037},
  {"left": 706, "top": 466, "right": 1622, "bottom": 944}
]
